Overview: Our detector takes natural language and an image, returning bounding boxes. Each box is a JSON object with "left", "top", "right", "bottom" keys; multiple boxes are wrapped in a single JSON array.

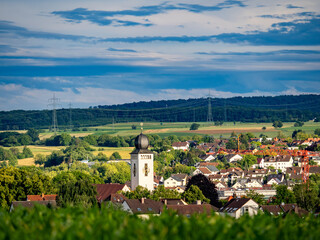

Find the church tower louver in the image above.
[{"left": 130, "top": 133, "right": 154, "bottom": 191}]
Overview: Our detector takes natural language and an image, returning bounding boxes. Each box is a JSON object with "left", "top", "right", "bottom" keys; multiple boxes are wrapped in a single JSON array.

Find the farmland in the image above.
[{"left": 2, "top": 121, "right": 319, "bottom": 167}]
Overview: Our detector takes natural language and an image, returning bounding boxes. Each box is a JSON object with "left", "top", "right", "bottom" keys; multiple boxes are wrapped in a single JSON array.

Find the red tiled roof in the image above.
[
  {"left": 125, "top": 199, "right": 164, "bottom": 214},
  {"left": 94, "top": 184, "right": 127, "bottom": 202},
  {"left": 198, "top": 167, "right": 212, "bottom": 174},
  {"left": 27, "top": 195, "right": 57, "bottom": 201},
  {"left": 167, "top": 204, "right": 217, "bottom": 215}
]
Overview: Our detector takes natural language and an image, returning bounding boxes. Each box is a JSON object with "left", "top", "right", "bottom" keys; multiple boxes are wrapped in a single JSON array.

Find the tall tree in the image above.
[{"left": 185, "top": 174, "right": 219, "bottom": 207}]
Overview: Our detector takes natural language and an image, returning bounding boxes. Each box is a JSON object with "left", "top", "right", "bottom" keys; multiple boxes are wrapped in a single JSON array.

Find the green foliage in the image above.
[
  {"left": 182, "top": 185, "right": 209, "bottom": 204},
  {"left": 124, "top": 186, "right": 151, "bottom": 199},
  {"left": 0, "top": 167, "right": 54, "bottom": 210},
  {"left": 314, "top": 128, "right": 320, "bottom": 136},
  {"left": 294, "top": 121, "right": 304, "bottom": 127},
  {"left": 293, "top": 183, "right": 320, "bottom": 212},
  {"left": 1, "top": 206, "right": 320, "bottom": 239},
  {"left": 239, "top": 154, "right": 257, "bottom": 170},
  {"left": 190, "top": 123, "right": 200, "bottom": 130},
  {"left": 92, "top": 162, "right": 130, "bottom": 184},
  {"left": 110, "top": 151, "right": 122, "bottom": 160},
  {"left": 246, "top": 190, "right": 265, "bottom": 205},
  {"left": 185, "top": 174, "right": 219, "bottom": 206},
  {"left": 151, "top": 185, "right": 181, "bottom": 200},
  {"left": 34, "top": 154, "right": 46, "bottom": 165},
  {"left": 27, "top": 128, "right": 40, "bottom": 142},
  {"left": 274, "top": 185, "right": 295, "bottom": 204},
  {"left": 44, "top": 150, "right": 65, "bottom": 167},
  {"left": 57, "top": 179, "right": 98, "bottom": 207},
  {"left": 22, "top": 146, "right": 34, "bottom": 158},
  {"left": 272, "top": 120, "right": 283, "bottom": 128}
]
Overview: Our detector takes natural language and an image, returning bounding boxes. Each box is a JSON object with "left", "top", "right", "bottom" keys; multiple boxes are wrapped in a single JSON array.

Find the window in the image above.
[
  {"left": 133, "top": 163, "right": 136, "bottom": 177},
  {"left": 137, "top": 208, "right": 141, "bottom": 211},
  {"left": 144, "top": 163, "right": 149, "bottom": 176},
  {"left": 147, "top": 208, "right": 152, "bottom": 211}
]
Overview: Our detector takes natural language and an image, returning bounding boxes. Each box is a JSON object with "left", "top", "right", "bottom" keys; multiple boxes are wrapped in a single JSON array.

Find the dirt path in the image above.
[{"left": 180, "top": 127, "right": 277, "bottom": 134}]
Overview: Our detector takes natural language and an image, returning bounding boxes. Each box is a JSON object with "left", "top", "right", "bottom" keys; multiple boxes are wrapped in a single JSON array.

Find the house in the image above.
[
  {"left": 219, "top": 198, "right": 259, "bottom": 218},
  {"left": 199, "top": 154, "right": 216, "bottom": 162},
  {"left": 165, "top": 186, "right": 185, "bottom": 193},
  {"left": 167, "top": 203, "right": 218, "bottom": 216},
  {"left": 244, "top": 179, "right": 263, "bottom": 188},
  {"left": 261, "top": 155, "right": 293, "bottom": 172},
  {"left": 164, "top": 174, "right": 188, "bottom": 187},
  {"left": 172, "top": 142, "right": 189, "bottom": 151},
  {"left": 208, "top": 174, "right": 226, "bottom": 183},
  {"left": 27, "top": 194, "right": 57, "bottom": 201},
  {"left": 214, "top": 181, "right": 228, "bottom": 190},
  {"left": 225, "top": 154, "right": 243, "bottom": 163},
  {"left": 261, "top": 204, "right": 309, "bottom": 216},
  {"left": 10, "top": 200, "right": 57, "bottom": 212},
  {"left": 122, "top": 198, "right": 164, "bottom": 218},
  {"left": 94, "top": 183, "right": 130, "bottom": 204},
  {"left": 160, "top": 199, "right": 187, "bottom": 206},
  {"left": 192, "top": 167, "right": 212, "bottom": 176}
]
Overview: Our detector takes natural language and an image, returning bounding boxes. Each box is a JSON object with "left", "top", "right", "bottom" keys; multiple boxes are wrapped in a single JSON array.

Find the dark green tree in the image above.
[
  {"left": 57, "top": 179, "right": 98, "bottom": 207},
  {"left": 185, "top": 174, "right": 219, "bottom": 206},
  {"left": 182, "top": 185, "right": 209, "bottom": 204},
  {"left": 190, "top": 123, "right": 200, "bottom": 130},
  {"left": 293, "top": 183, "right": 319, "bottom": 212},
  {"left": 274, "top": 185, "right": 295, "bottom": 204}
]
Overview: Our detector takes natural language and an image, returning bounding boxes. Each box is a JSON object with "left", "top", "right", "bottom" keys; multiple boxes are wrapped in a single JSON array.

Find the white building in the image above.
[
  {"left": 219, "top": 198, "right": 259, "bottom": 218},
  {"left": 260, "top": 155, "right": 293, "bottom": 172},
  {"left": 164, "top": 174, "right": 188, "bottom": 188},
  {"left": 172, "top": 142, "right": 189, "bottom": 151},
  {"left": 130, "top": 133, "right": 154, "bottom": 191}
]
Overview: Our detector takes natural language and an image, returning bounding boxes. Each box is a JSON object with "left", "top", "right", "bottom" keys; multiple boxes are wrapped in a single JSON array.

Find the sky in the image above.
[{"left": 0, "top": 0, "right": 320, "bottom": 110}]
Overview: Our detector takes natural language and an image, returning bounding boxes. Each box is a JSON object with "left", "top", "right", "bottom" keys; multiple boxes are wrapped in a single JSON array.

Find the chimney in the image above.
[
  {"left": 164, "top": 199, "right": 167, "bottom": 205},
  {"left": 41, "top": 193, "right": 44, "bottom": 199},
  {"left": 196, "top": 200, "right": 201, "bottom": 205},
  {"left": 141, "top": 198, "right": 145, "bottom": 204}
]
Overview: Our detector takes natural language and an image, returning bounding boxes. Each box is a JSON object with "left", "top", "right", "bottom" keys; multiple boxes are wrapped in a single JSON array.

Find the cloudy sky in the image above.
[{"left": 0, "top": 0, "right": 320, "bottom": 110}]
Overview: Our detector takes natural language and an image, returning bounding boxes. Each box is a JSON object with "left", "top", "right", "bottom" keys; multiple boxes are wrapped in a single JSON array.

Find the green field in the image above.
[{"left": 39, "top": 121, "right": 320, "bottom": 139}]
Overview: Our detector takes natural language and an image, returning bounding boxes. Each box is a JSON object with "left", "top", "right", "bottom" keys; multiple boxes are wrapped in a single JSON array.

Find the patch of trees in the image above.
[
  {"left": 0, "top": 129, "right": 39, "bottom": 147},
  {"left": 1, "top": 95, "right": 320, "bottom": 130}
]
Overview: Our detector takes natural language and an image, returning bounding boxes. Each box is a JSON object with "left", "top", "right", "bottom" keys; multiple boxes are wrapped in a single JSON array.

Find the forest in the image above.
[{"left": 0, "top": 94, "right": 319, "bottom": 130}]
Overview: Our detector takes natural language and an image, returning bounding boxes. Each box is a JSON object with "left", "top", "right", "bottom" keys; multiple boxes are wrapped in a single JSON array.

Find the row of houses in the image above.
[{"left": 11, "top": 189, "right": 308, "bottom": 219}]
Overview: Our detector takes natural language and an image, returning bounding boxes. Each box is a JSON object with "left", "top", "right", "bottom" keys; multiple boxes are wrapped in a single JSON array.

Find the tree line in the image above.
[{"left": 0, "top": 95, "right": 319, "bottom": 130}]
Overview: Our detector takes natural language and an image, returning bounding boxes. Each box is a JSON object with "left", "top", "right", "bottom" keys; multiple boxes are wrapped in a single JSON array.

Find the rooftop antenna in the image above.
[
  {"left": 140, "top": 122, "right": 143, "bottom": 133},
  {"left": 48, "top": 93, "right": 61, "bottom": 135},
  {"left": 207, "top": 90, "right": 213, "bottom": 123}
]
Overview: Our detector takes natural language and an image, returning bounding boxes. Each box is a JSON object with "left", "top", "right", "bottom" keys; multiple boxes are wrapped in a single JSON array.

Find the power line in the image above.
[
  {"left": 207, "top": 91, "right": 213, "bottom": 122},
  {"left": 48, "top": 93, "right": 61, "bottom": 135}
]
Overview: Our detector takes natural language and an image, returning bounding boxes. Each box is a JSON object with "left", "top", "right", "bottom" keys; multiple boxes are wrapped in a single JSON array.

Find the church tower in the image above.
[{"left": 130, "top": 133, "right": 154, "bottom": 191}]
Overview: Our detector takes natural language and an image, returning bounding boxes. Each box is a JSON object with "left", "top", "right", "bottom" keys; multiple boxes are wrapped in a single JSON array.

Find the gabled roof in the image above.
[
  {"left": 171, "top": 174, "right": 188, "bottom": 181},
  {"left": 198, "top": 167, "right": 212, "bottom": 175},
  {"left": 94, "top": 184, "right": 127, "bottom": 202},
  {"left": 172, "top": 142, "right": 189, "bottom": 147},
  {"left": 11, "top": 200, "right": 56, "bottom": 209},
  {"left": 110, "top": 193, "right": 127, "bottom": 204},
  {"left": 220, "top": 198, "right": 254, "bottom": 213},
  {"left": 27, "top": 194, "right": 57, "bottom": 201},
  {"left": 124, "top": 199, "right": 164, "bottom": 214},
  {"left": 167, "top": 204, "right": 217, "bottom": 215}
]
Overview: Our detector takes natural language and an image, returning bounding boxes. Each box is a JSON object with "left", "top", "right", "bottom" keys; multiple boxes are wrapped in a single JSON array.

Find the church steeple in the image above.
[{"left": 130, "top": 130, "right": 154, "bottom": 191}]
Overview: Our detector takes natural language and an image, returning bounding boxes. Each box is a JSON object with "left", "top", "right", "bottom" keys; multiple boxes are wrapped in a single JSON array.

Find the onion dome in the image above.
[{"left": 134, "top": 133, "right": 149, "bottom": 149}]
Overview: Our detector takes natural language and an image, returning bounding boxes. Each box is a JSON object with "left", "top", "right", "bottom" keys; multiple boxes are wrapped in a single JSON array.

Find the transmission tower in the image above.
[
  {"left": 48, "top": 93, "right": 61, "bottom": 135},
  {"left": 224, "top": 99, "right": 227, "bottom": 122},
  {"left": 68, "top": 103, "right": 73, "bottom": 130},
  {"left": 207, "top": 91, "right": 213, "bottom": 122}
]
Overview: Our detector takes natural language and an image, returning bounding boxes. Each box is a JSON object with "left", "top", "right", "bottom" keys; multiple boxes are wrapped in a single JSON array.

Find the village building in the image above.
[
  {"left": 130, "top": 133, "right": 154, "bottom": 191},
  {"left": 172, "top": 142, "right": 189, "bottom": 151},
  {"left": 219, "top": 198, "right": 259, "bottom": 218},
  {"left": 164, "top": 174, "right": 188, "bottom": 187}
]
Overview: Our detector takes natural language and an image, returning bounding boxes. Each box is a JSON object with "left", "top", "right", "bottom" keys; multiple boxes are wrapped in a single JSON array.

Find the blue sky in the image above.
[{"left": 0, "top": 0, "right": 319, "bottom": 110}]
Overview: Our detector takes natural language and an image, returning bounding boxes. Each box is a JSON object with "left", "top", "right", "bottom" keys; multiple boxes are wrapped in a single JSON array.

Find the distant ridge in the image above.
[{"left": 0, "top": 95, "right": 319, "bottom": 130}]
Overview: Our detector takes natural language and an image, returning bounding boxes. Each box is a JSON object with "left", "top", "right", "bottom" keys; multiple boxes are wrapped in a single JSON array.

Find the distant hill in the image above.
[{"left": 0, "top": 95, "right": 319, "bottom": 130}]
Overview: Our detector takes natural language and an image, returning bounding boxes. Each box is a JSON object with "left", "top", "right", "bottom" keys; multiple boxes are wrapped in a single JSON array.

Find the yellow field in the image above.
[
  {"left": 39, "top": 132, "right": 93, "bottom": 140},
  {"left": 91, "top": 146, "right": 134, "bottom": 159},
  {"left": 18, "top": 158, "right": 35, "bottom": 166}
]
